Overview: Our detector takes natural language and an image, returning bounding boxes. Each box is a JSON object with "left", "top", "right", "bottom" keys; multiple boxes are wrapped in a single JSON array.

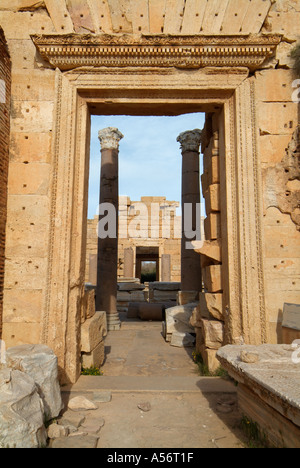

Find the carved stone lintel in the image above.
[
  {"left": 32, "top": 34, "right": 281, "bottom": 71},
  {"left": 177, "top": 129, "right": 202, "bottom": 153},
  {"left": 98, "top": 127, "right": 124, "bottom": 150}
]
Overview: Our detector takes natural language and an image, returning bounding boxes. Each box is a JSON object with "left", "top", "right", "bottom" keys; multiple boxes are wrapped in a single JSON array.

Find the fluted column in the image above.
[
  {"left": 96, "top": 127, "right": 123, "bottom": 331},
  {"left": 177, "top": 129, "right": 202, "bottom": 294}
]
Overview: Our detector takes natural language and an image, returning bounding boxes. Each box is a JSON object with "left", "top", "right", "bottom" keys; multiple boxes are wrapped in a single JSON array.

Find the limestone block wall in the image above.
[
  {"left": 195, "top": 116, "right": 224, "bottom": 371},
  {"left": 0, "top": 27, "right": 10, "bottom": 339},
  {"left": 258, "top": 1, "right": 300, "bottom": 343},
  {"left": 0, "top": 8, "right": 57, "bottom": 348}
]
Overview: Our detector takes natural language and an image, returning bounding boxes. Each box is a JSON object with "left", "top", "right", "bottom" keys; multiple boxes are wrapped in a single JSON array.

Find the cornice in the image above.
[{"left": 32, "top": 33, "right": 281, "bottom": 71}]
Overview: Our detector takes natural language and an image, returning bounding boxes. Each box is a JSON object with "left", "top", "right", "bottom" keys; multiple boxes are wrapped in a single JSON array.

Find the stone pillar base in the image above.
[
  {"left": 106, "top": 312, "right": 121, "bottom": 331},
  {"left": 177, "top": 290, "right": 199, "bottom": 306}
]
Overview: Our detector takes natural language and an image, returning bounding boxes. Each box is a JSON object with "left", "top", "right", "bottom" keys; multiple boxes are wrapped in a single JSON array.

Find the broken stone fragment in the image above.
[
  {"left": 138, "top": 402, "right": 151, "bottom": 412},
  {"left": 68, "top": 396, "right": 98, "bottom": 412},
  {"left": 5, "top": 344, "right": 63, "bottom": 420},
  {"left": 240, "top": 350, "right": 260, "bottom": 364},
  {"left": 0, "top": 368, "right": 47, "bottom": 449},
  {"left": 47, "top": 423, "right": 69, "bottom": 439}
]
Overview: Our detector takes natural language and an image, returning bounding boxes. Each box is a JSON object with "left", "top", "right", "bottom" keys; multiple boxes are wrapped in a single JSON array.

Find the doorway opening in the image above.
[
  {"left": 136, "top": 247, "right": 160, "bottom": 283},
  {"left": 85, "top": 112, "right": 205, "bottom": 289}
]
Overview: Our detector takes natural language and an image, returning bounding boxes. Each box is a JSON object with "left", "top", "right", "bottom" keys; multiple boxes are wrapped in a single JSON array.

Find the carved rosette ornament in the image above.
[
  {"left": 98, "top": 127, "right": 124, "bottom": 150},
  {"left": 177, "top": 129, "right": 202, "bottom": 153}
]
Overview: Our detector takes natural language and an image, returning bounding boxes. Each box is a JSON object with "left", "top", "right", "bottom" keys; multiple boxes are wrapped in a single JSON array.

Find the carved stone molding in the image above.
[
  {"left": 177, "top": 129, "right": 202, "bottom": 153},
  {"left": 32, "top": 33, "right": 281, "bottom": 71},
  {"left": 98, "top": 127, "right": 124, "bottom": 150}
]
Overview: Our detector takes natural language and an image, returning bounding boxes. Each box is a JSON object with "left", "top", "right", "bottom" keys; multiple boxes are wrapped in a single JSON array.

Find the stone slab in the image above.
[
  {"left": 81, "top": 341, "right": 105, "bottom": 369},
  {"left": 217, "top": 344, "right": 300, "bottom": 428}
]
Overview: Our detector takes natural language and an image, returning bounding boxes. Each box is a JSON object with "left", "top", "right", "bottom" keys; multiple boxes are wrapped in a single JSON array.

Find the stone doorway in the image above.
[
  {"left": 37, "top": 58, "right": 270, "bottom": 383},
  {"left": 136, "top": 247, "right": 159, "bottom": 283}
]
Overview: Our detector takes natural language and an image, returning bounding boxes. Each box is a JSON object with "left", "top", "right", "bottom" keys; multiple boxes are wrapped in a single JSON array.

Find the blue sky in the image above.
[{"left": 88, "top": 113, "right": 205, "bottom": 219}]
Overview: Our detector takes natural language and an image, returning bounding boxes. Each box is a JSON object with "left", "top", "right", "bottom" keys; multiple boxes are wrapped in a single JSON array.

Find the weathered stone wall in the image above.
[
  {"left": 0, "top": 27, "right": 10, "bottom": 339},
  {"left": 258, "top": 1, "right": 300, "bottom": 343},
  {"left": 0, "top": 7, "right": 56, "bottom": 349}
]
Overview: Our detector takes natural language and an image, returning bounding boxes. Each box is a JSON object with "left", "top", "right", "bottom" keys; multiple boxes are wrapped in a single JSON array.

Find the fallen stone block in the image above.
[
  {"left": 0, "top": 368, "right": 47, "bottom": 448},
  {"left": 5, "top": 344, "right": 63, "bottom": 420},
  {"left": 81, "top": 311, "right": 107, "bottom": 353},
  {"left": 166, "top": 303, "right": 198, "bottom": 337},
  {"left": 138, "top": 303, "right": 164, "bottom": 321},
  {"left": 81, "top": 340, "right": 105, "bottom": 369},
  {"left": 170, "top": 332, "right": 195, "bottom": 348},
  {"left": 217, "top": 344, "right": 300, "bottom": 448}
]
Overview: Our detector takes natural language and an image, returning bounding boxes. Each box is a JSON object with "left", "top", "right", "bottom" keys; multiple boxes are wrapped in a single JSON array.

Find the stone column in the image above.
[
  {"left": 96, "top": 127, "right": 124, "bottom": 331},
  {"left": 124, "top": 247, "right": 134, "bottom": 278},
  {"left": 161, "top": 254, "right": 171, "bottom": 282},
  {"left": 177, "top": 129, "right": 202, "bottom": 294}
]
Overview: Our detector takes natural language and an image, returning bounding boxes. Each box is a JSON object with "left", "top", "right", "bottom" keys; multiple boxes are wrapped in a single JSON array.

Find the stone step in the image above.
[{"left": 62, "top": 375, "right": 236, "bottom": 395}]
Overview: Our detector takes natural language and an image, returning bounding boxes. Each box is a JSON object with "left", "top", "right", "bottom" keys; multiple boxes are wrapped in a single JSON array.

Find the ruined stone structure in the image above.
[
  {"left": 0, "top": 0, "right": 299, "bottom": 383},
  {"left": 86, "top": 196, "right": 183, "bottom": 285}
]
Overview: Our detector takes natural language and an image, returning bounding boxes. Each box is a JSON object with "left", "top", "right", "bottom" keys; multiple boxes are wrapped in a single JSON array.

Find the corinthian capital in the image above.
[
  {"left": 98, "top": 127, "right": 124, "bottom": 150},
  {"left": 177, "top": 129, "right": 202, "bottom": 153}
]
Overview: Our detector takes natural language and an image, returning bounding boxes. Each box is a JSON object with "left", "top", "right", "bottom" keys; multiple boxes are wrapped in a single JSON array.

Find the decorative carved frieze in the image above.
[{"left": 32, "top": 33, "right": 281, "bottom": 71}]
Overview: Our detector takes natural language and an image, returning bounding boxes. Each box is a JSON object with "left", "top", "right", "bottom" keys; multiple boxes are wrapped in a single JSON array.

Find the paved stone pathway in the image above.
[{"left": 53, "top": 317, "right": 246, "bottom": 448}]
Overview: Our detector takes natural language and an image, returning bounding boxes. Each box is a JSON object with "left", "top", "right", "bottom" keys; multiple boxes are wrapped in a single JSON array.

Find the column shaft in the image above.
[
  {"left": 177, "top": 130, "right": 202, "bottom": 293},
  {"left": 96, "top": 128, "right": 123, "bottom": 330}
]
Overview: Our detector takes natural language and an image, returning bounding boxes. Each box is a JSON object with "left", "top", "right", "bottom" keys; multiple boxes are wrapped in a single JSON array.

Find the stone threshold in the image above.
[{"left": 62, "top": 375, "right": 236, "bottom": 395}]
